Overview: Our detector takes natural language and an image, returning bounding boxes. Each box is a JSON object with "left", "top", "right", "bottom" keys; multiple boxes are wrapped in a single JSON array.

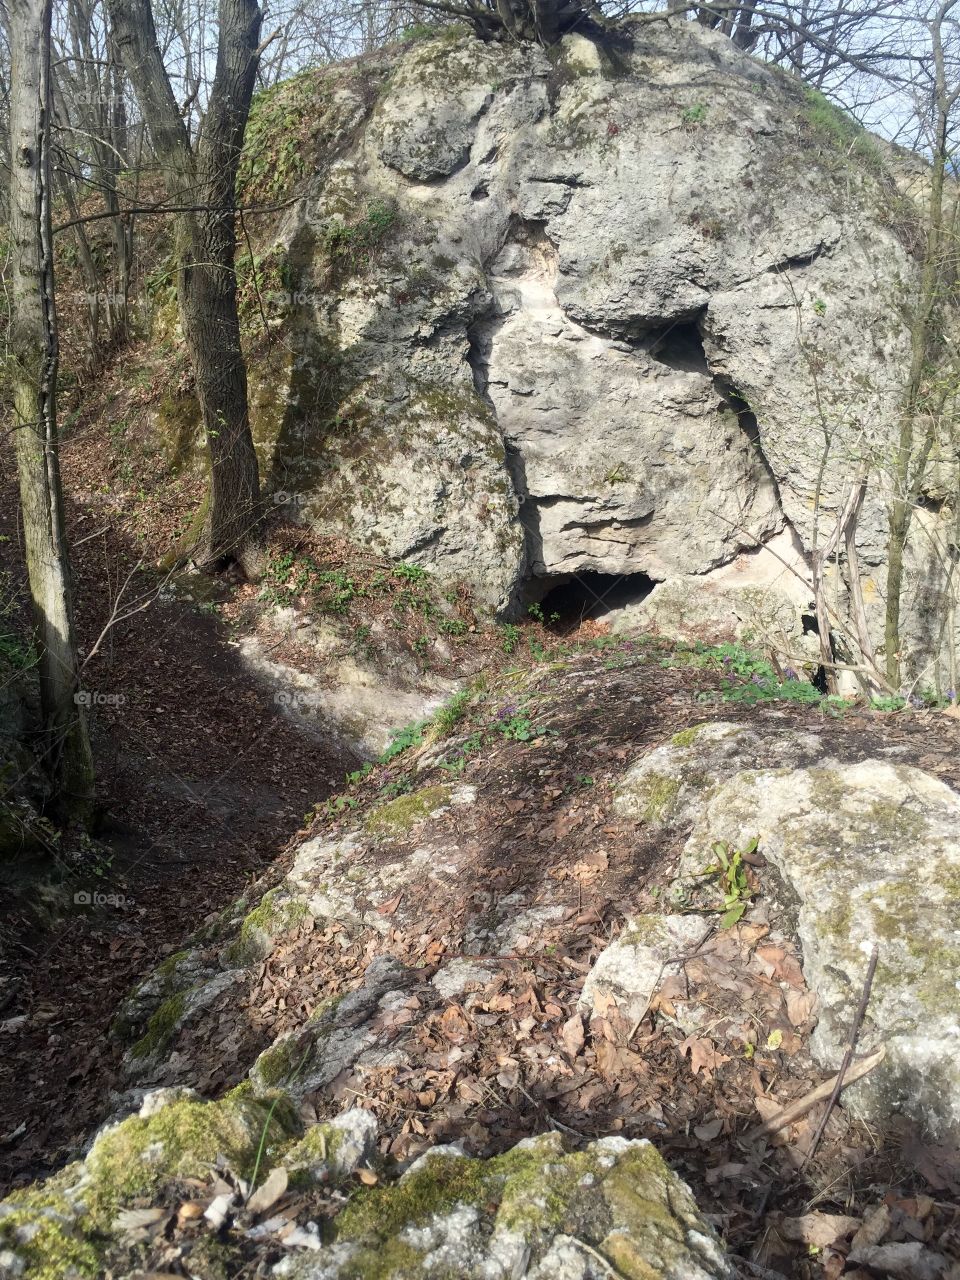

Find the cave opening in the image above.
[
  {"left": 530, "top": 572, "right": 657, "bottom": 633},
  {"left": 647, "top": 319, "right": 710, "bottom": 375}
]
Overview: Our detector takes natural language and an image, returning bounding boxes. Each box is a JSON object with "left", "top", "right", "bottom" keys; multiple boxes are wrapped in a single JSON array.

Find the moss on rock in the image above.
[
  {"left": 364, "top": 784, "right": 452, "bottom": 836},
  {"left": 332, "top": 1134, "right": 731, "bottom": 1279},
  {"left": 0, "top": 1092, "right": 298, "bottom": 1280},
  {"left": 128, "top": 989, "right": 188, "bottom": 1061},
  {"left": 225, "top": 888, "right": 310, "bottom": 965},
  {"left": 635, "top": 772, "right": 681, "bottom": 823}
]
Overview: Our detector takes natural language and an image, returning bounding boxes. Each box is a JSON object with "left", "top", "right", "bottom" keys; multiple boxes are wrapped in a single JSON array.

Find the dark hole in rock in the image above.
[
  {"left": 800, "top": 611, "right": 829, "bottom": 692},
  {"left": 717, "top": 379, "right": 762, "bottom": 446},
  {"left": 648, "top": 321, "right": 710, "bottom": 375},
  {"left": 531, "top": 572, "right": 656, "bottom": 633}
]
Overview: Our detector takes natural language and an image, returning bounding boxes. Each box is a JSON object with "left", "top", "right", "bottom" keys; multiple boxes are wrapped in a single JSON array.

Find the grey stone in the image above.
[
  {"left": 253, "top": 22, "right": 958, "bottom": 680},
  {"left": 612, "top": 721, "right": 824, "bottom": 830},
  {"left": 676, "top": 759, "right": 960, "bottom": 1138},
  {"left": 280, "top": 1132, "right": 733, "bottom": 1278},
  {"left": 579, "top": 915, "right": 712, "bottom": 1025}
]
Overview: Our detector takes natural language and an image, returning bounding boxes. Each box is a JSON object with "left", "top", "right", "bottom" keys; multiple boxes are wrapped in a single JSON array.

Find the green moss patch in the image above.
[
  {"left": 0, "top": 1094, "right": 298, "bottom": 1279},
  {"left": 364, "top": 784, "right": 452, "bottom": 836},
  {"left": 225, "top": 888, "right": 310, "bottom": 965},
  {"left": 637, "top": 772, "right": 681, "bottom": 823},
  {"left": 333, "top": 1135, "right": 719, "bottom": 1280},
  {"left": 129, "top": 989, "right": 188, "bottom": 1061}
]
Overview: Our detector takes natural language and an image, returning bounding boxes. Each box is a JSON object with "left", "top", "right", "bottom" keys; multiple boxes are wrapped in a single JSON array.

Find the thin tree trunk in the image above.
[
  {"left": 107, "top": 0, "right": 264, "bottom": 574},
  {"left": 884, "top": 0, "right": 959, "bottom": 687},
  {"left": 8, "top": 0, "right": 95, "bottom": 820}
]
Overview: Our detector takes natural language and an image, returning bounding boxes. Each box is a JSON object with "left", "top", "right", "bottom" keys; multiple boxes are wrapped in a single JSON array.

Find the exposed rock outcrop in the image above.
[
  {"left": 675, "top": 756, "right": 960, "bottom": 1140},
  {"left": 5, "top": 649, "right": 960, "bottom": 1276},
  {"left": 225, "top": 21, "right": 959, "bottom": 679}
]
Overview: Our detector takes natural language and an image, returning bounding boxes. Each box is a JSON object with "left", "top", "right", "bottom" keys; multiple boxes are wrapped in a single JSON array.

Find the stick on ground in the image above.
[{"left": 745, "top": 1043, "right": 886, "bottom": 1142}]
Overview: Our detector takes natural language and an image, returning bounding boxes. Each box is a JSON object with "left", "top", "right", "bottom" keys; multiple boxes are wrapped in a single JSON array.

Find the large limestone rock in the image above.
[
  {"left": 612, "top": 720, "right": 825, "bottom": 830},
  {"left": 675, "top": 759, "right": 960, "bottom": 1139},
  {"left": 280, "top": 1134, "right": 733, "bottom": 1280},
  {"left": 0, "top": 1100, "right": 732, "bottom": 1280},
  {"left": 237, "top": 20, "right": 958, "bottom": 677}
]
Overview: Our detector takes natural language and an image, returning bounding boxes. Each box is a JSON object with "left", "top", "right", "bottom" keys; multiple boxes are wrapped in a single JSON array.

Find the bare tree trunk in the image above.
[
  {"left": 884, "top": 0, "right": 959, "bottom": 687},
  {"left": 8, "top": 0, "right": 95, "bottom": 821},
  {"left": 107, "top": 0, "right": 264, "bottom": 574}
]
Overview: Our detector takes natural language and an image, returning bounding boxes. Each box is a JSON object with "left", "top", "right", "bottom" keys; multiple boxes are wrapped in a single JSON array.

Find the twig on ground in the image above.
[
  {"left": 568, "top": 1237, "right": 630, "bottom": 1279},
  {"left": 799, "top": 943, "right": 879, "bottom": 1169},
  {"left": 744, "top": 1043, "right": 886, "bottom": 1142}
]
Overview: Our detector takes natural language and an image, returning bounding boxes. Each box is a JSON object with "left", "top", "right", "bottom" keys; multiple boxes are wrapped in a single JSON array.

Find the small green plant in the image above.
[
  {"left": 324, "top": 793, "right": 359, "bottom": 818},
  {"left": 323, "top": 200, "right": 398, "bottom": 275},
  {"left": 379, "top": 778, "right": 413, "bottom": 800},
  {"left": 527, "top": 601, "right": 560, "bottom": 626},
  {"left": 439, "top": 617, "right": 467, "bottom": 636},
  {"left": 438, "top": 731, "right": 484, "bottom": 774},
  {"left": 681, "top": 103, "right": 708, "bottom": 127},
  {"left": 432, "top": 690, "right": 471, "bottom": 736},
  {"left": 703, "top": 836, "right": 758, "bottom": 928},
  {"left": 499, "top": 712, "right": 534, "bottom": 742},
  {"left": 315, "top": 568, "right": 361, "bottom": 614},
  {"left": 500, "top": 623, "right": 522, "bottom": 654},
  {"left": 379, "top": 719, "right": 428, "bottom": 764},
  {"left": 812, "top": 298, "right": 827, "bottom": 316},
  {"left": 393, "top": 561, "right": 428, "bottom": 584}
]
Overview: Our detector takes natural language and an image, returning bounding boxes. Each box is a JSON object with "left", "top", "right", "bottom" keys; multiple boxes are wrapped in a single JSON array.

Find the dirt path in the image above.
[{"left": 0, "top": 478, "right": 358, "bottom": 1193}]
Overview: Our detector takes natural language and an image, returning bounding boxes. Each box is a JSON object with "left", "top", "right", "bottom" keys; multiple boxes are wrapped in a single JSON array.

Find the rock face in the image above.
[
  {"left": 238, "top": 20, "right": 956, "bottom": 678},
  {"left": 282, "top": 1134, "right": 733, "bottom": 1280},
  {"left": 672, "top": 755, "right": 960, "bottom": 1139},
  {"left": 0, "top": 1097, "right": 732, "bottom": 1280}
]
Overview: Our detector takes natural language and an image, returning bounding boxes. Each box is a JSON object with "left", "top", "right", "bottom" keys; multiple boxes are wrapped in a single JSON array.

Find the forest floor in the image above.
[
  {"left": 0, "top": 359, "right": 958, "bottom": 1276},
  {"left": 107, "top": 645, "right": 960, "bottom": 1280}
]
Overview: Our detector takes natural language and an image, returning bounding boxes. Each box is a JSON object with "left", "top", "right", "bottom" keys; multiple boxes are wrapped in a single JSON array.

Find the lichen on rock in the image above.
[
  {"left": 676, "top": 758, "right": 960, "bottom": 1138},
  {"left": 613, "top": 721, "right": 824, "bottom": 830},
  {"left": 292, "top": 1132, "right": 733, "bottom": 1279}
]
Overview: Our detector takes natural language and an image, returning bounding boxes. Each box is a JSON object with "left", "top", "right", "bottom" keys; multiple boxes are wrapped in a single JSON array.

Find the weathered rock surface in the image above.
[
  {"left": 673, "top": 757, "right": 960, "bottom": 1138},
  {"left": 236, "top": 608, "right": 457, "bottom": 758},
  {"left": 276, "top": 1133, "right": 733, "bottom": 1280},
  {"left": 0, "top": 1093, "right": 732, "bottom": 1280},
  {"left": 233, "top": 20, "right": 959, "bottom": 677},
  {"left": 578, "top": 914, "right": 712, "bottom": 1026},
  {"left": 613, "top": 720, "right": 825, "bottom": 830}
]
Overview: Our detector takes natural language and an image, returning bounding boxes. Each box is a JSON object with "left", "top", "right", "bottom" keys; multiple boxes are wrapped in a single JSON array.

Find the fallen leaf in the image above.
[
  {"left": 694, "top": 1117, "right": 724, "bottom": 1142},
  {"left": 853, "top": 1204, "right": 892, "bottom": 1249},
  {"left": 113, "top": 1206, "right": 167, "bottom": 1233},
  {"left": 785, "top": 989, "right": 817, "bottom": 1027},
  {"left": 778, "top": 1212, "right": 861, "bottom": 1247},
  {"left": 679, "top": 1036, "right": 730, "bottom": 1079},
  {"left": 561, "top": 1012, "right": 584, "bottom": 1059},
  {"left": 246, "top": 1166, "right": 289, "bottom": 1217},
  {"left": 355, "top": 1168, "right": 378, "bottom": 1186}
]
